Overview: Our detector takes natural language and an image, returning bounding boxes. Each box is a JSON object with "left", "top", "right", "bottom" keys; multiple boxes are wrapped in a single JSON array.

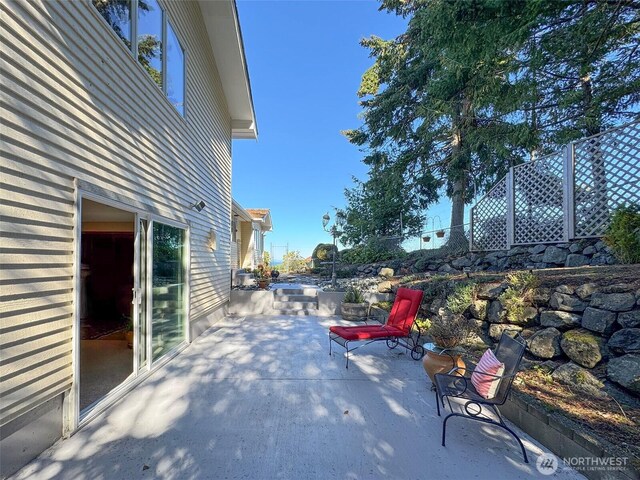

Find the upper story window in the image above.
[
  {"left": 137, "top": 0, "right": 163, "bottom": 89},
  {"left": 166, "top": 21, "right": 185, "bottom": 116},
  {"left": 92, "top": 0, "right": 132, "bottom": 45},
  {"left": 92, "top": 0, "right": 185, "bottom": 116}
]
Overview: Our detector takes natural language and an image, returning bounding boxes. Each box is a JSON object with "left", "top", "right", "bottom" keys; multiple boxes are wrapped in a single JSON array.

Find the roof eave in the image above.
[{"left": 199, "top": 0, "right": 258, "bottom": 140}]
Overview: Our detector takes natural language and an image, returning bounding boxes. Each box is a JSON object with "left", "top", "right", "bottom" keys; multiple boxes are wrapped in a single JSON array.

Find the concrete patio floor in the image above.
[{"left": 13, "top": 315, "right": 584, "bottom": 479}]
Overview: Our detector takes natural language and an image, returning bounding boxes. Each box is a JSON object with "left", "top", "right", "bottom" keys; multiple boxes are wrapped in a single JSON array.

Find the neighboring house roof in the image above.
[
  {"left": 199, "top": 0, "right": 257, "bottom": 139},
  {"left": 232, "top": 199, "right": 254, "bottom": 222},
  {"left": 246, "top": 208, "right": 272, "bottom": 232}
]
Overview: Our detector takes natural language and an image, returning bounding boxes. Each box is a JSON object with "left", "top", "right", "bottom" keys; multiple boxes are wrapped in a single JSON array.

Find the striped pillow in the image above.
[{"left": 471, "top": 349, "right": 505, "bottom": 399}]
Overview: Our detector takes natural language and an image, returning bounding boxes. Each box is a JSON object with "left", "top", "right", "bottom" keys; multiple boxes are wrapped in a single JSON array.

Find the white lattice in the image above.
[
  {"left": 471, "top": 177, "right": 508, "bottom": 251},
  {"left": 513, "top": 152, "right": 564, "bottom": 244},
  {"left": 573, "top": 122, "right": 640, "bottom": 237}
]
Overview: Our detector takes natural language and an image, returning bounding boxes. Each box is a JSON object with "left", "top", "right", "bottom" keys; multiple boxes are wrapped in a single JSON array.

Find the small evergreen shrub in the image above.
[
  {"left": 499, "top": 271, "right": 540, "bottom": 322},
  {"left": 603, "top": 205, "right": 640, "bottom": 264},
  {"left": 445, "top": 283, "right": 477, "bottom": 315},
  {"left": 343, "top": 286, "right": 365, "bottom": 303}
]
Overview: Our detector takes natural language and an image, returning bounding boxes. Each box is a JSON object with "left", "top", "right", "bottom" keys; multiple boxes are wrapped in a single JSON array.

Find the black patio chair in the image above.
[{"left": 433, "top": 331, "right": 529, "bottom": 463}]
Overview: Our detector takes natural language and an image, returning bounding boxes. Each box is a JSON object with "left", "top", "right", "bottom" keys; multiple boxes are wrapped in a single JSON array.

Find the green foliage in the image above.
[
  {"left": 346, "top": 0, "right": 639, "bottom": 237},
  {"left": 445, "top": 283, "right": 477, "bottom": 315},
  {"left": 263, "top": 251, "right": 271, "bottom": 268},
  {"left": 504, "top": 271, "right": 539, "bottom": 292},
  {"left": 340, "top": 237, "right": 406, "bottom": 264},
  {"left": 414, "top": 317, "right": 431, "bottom": 335},
  {"left": 374, "top": 301, "right": 394, "bottom": 311},
  {"left": 280, "top": 251, "right": 308, "bottom": 273},
  {"left": 499, "top": 271, "right": 539, "bottom": 322},
  {"left": 603, "top": 205, "right": 640, "bottom": 264},
  {"left": 343, "top": 286, "right": 365, "bottom": 304},
  {"left": 312, "top": 243, "right": 337, "bottom": 264},
  {"left": 427, "top": 312, "right": 476, "bottom": 349}
]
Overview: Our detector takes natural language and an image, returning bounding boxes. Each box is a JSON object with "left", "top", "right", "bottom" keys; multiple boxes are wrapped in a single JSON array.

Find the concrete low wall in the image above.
[
  {"left": 317, "top": 292, "right": 393, "bottom": 316},
  {"left": 500, "top": 394, "right": 638, "bottom": 480},
  {"left": 229, "top": 290, "right": 275, "bottom": 315}
]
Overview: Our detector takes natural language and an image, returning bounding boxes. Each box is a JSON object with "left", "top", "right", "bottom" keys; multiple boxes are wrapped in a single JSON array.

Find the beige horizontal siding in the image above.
[{"left": 1, "top": 0, "right": 235, "bottom": 426}]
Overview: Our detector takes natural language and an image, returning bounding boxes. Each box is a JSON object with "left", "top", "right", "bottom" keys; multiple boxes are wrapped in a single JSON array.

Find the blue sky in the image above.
[{"left": 232, "top": 0, "right": 453, "bottom": 260}]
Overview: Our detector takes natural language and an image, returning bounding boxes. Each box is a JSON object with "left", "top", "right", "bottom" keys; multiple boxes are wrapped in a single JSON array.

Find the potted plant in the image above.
[
  {"left": 435, "top": 229, "right": 445, "bottom": 238},
  {"left": 422, "top": 235, "right": 431, "bottom": 243},
  {"left": 341, "top": 286, "right": 368, "bottom": 321},
  {"left": 422, "top": 310, "right": 475, "bottom": 383},
  {"left": 254, "top": 267, "right": 270, "bottom": 289}
]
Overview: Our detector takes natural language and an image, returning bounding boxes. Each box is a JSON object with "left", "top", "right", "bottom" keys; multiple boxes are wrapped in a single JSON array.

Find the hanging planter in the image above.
[
  {"left": 422, "top": 235, "right": 431, "bottom": 243},
  {"left": 436, "top": 230, "right": 445, "bottom": 238}
]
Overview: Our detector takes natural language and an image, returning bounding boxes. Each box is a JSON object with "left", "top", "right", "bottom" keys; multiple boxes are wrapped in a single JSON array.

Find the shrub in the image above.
[
  {"left": 603, "top": 205, "right": 640, "bottom": 264},
  {"left": 312, "top": 243, "right": 337, "bottom": 265},
  {"left": 499, "top": 271, "right": 539, "bottom": 322},
  {"left": 343, "top": 286, "right": 365, "bottom": 303},
  {"left": 414, "top": 317, "right": 432, "bottom": 334},
  {"left": 427, "top": 311, "right": 476, "bottom": 348},
  {"left": 445, "top": 283, "right": 477, "bottom": 315}
]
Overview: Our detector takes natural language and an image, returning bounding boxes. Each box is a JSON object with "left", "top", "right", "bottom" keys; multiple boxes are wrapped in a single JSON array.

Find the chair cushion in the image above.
[
  {"left": 471, "top": 349, "right": 505, "bottom": 399},
  {"left": 329, "top": 325, "right": 406, "bottom": 341}
]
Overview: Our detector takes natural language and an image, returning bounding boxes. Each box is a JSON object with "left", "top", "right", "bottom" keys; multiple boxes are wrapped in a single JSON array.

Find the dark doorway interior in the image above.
[{"left": 80, "top": 199, "right": 135, "bottom": 411}]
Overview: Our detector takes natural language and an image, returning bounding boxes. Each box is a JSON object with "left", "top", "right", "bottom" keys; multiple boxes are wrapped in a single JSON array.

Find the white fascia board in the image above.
[{"left": 198, "top": 0, "right": 257, "bottom": 139}]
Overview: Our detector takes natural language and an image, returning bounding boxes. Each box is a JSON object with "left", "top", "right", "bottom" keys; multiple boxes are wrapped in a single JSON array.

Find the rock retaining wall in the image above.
[
  {"left": 352, "top": 238, "right": 617, "bottom": 277},
  {"left": 438, "top": 280, "right": 640, "bottom": 395}
]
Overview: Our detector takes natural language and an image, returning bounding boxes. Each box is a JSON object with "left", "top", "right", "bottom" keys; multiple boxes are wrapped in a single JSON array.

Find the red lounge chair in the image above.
[{"left": 329, "top": 288, "right": 425, "bottom": 368}]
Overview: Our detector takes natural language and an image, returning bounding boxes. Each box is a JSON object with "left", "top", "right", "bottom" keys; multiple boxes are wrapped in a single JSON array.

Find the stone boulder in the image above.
[
  {"left": 477, "top": 283, "right": 506, "bottom": 301},
  {"left": 581, "top": 307, "right": 617, "bottom": 335},
  {"left": 509, "top": 306, "right": 538, "bottom": 327},
  {"left": 582, "top": 245, "right": 597, "bottom": 255},
  {"left": 560, "top": 329, "right": 604, "bottom": 368},
  {"left": 540, "top": 310, "right": 581, "bottom": 330},
  {"left": 617, "top": 310, "right": 640, "bottom": 329},
  {"left": 378, "top": 267, "right": 394, "bottom": 278},
  {"left": 489, "top": 324, "right": 523, "bottom": 341},
  {"left": 555, "top": 285, "right": 575, "bottom": 295},
  {"left": 469, "top": 300, "right": 488, "bottom": 321},
  {"left": 575, "top": 283, "right": 598, "bottom": 301},
  {"left": 528, "top": 328, "right": 562, "bottom": 359},
  {"left": 551, "top": 362, "right": 607, "bottom": 399},
  {"left": 438, "top": 264, "right": 460, "bottom": 274},
  {"left": 532, "top": 288, "right": 551, "bottom": 307},
  {"left": 590, "top": 293, "right": 636, "bottom": 312},
  {"left": 451, "top": 257, "right": 472, "bottom": 268},
  {"left": 606, "top": 354, "right": 640, "bottom": 394},
  {"left": 487, "top": 300, "right": 506, "bottom": 323},
  {"left": 529, "top": 244, "right": 546, "bottom": 255},
  {"left": 542, "top": 246, "right": 568, "bottom": 264},
  {"left": 607, "top": 328, "right": 640, "bottom": 354},
  {"left": 565, "top": 254, "right": 590, "bottom": 267},
  {"left": 377, "top": 281, "right": 393, "bottom": 293},
  {"left": 549, "top": 292, "right": 587, "bottom": 312}
]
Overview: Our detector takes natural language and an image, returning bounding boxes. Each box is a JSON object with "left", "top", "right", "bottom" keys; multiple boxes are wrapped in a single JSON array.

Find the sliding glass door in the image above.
[{"left": 151, "top": 222, "right": 186, "bottom": 360}]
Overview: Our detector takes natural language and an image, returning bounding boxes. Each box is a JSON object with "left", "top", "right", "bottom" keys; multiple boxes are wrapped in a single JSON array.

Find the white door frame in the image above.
[{"left": 65, "top": 188, "right": 190, "bottom": 435}]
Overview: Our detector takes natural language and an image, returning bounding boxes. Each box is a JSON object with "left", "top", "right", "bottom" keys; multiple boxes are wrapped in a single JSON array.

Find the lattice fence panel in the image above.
[
  {"left": 513, "top": 152, "right": 564, "bottom": 244},
  {"left": 471, "top": 177, "right": 508, "bottom": 251},
  {"left": 573, "top": 121, "right": 640, "bottom": 237}
]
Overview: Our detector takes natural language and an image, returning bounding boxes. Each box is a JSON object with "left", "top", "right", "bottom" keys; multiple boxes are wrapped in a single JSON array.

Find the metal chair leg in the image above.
[{"left": 435, "top": 388, "right": 441, "bottom": 417}]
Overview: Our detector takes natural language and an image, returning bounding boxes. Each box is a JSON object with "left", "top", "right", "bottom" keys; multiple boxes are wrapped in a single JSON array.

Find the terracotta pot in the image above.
[
  {"left": 422, "top": 349, "right": 465, "bottom": 383},
  {"left": 422, "top": 236, "right": 431, "bottom": 242},
  {"left": 341, "top": 302, "right": 368, "bottom": 321},
  {"left": 435, "top": 230, "right": 445, "bottom": 238},
  {"left": 258, "top": 279, "right": 269, "bottom": 289}
]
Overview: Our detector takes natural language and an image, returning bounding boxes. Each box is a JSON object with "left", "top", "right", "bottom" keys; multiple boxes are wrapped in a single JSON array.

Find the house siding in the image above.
[{"left": 1, "top": 0, "right": 233, "bottom": 429}]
